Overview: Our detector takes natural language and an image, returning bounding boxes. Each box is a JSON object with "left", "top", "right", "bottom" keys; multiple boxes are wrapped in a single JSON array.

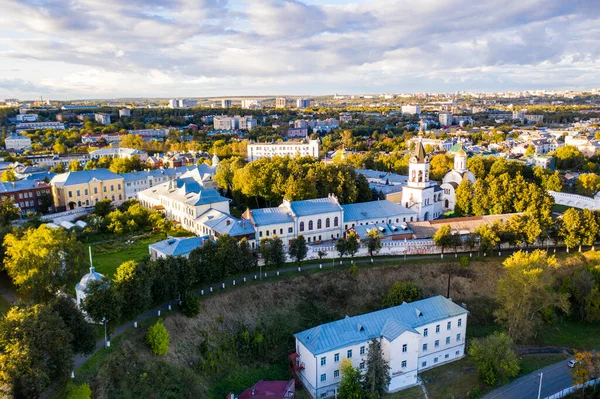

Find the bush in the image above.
[
  {"left": 459, "top": 256, "right": 470, "bottom": 267},
  {"left": 181, "top": 291, "right": 201, "bottom": 318},
  {"left": 468, "top": 331, "right": 520, "bottom": 386},
  {"left": 61, "top": 382, "right": 92, "bottom": 399},
  {"left": 146, "top": 319, "right": 170, "bottom": 355},
  {"left": 382, "top": 281, "right": 422, "bottom": 308},
  {"left": 349, "top": 263, "right": 358, "bottom": 277}
]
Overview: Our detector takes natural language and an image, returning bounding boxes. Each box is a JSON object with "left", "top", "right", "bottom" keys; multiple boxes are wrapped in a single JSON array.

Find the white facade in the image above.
[
  {"left": 247, "top": 139, "right": 320, "bottom": 161},
  {"left": 276, "top": 97, "right": 287, "bottom": 109},
  {"left": 294, "top": 296, "right": 468, "bottom": 398},
  {"left": 297, "top": 98, "right": 311, "bottom": 109},
  {"left": 213, "top": 115, "right": 258, "bottom": 131},
  {"left": 94, "top": 113, "right": 111, "bottom": 125},
  {"left": 127, "top": 128, "right": 169, "bottom": 138},
  {"left": 221, "top": 99, "right": 232, "bottom": 108},
  {"left": 241, "top": 99, "right": 263, "bottom": 109},
  {"left": 5, "top": 134, "right": 32, "bottom": 150},
  {"left": 402, "top": 105, "right": 421, "bottom": 115},
  {"left": 15, "top": 121, "right": 65, "bottom": 131},
  {"left": 439, "top": 112, "right": 453, "bottom": 126},
  {"left": 441, "top": 146, "right": 476, "bottom": 212},
  {"left": 119, "top": 109, "right": 131, "bottom": 117},
  {"left": 16, "top": 114, "right": 38, "bottom": 122}
]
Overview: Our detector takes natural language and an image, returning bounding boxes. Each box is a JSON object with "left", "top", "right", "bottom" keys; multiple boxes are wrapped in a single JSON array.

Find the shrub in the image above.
[
  {"left": 349, "top": 263, "right": 358, "bottom": 277},
  {"left": 459, "top": 256, "right": 470, "bottom": 267},
  {"left": 182, "top": 291, "right": 201, "bottom": 318},
  {"left": 468, "top": 332, "right": 520, "bottom": 386},
  {"left": 61, "top": 382, "right": 92, "bottom": 399},
  {"left": 382, "top": 281, "right": 422, "bottom": 308},
  {"left": 146, "top": 319, "right": 170, "bottom": 355}
]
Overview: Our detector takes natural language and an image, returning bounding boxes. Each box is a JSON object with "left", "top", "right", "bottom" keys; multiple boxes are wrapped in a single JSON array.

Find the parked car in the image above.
[{"left": 568, "top": 359, "right": 578, "bottom": 368}]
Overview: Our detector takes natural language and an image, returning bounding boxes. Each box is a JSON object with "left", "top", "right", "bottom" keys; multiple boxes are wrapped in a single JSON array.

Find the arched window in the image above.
[
  {"left": 308, "top": 220, "right": 313, "bottom": 230},
  {"left": 334, "top": 217, "right": 339, "bottom": 227},
  {"left": 317, "top": 219, "right": 322, "bottom": 229},
  {"left": 299, "top": 222, "right": 304, "bottom": 232},
  {"left": 326, "top": 218, "right": 330, "bottom": 228}
]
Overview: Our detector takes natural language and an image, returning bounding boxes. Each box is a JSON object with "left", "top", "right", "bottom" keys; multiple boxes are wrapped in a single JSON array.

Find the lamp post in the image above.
[
  {"left": 537, "top": 372, "right": 543, "bottom": 399},
  {"left": 102, "top": 316, "right": 109, "bottom": 348}
]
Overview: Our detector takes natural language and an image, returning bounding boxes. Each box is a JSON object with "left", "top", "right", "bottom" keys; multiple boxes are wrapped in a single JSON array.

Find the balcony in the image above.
[{"left": 288, "top": 351, "right": 305, "bottom": 371}]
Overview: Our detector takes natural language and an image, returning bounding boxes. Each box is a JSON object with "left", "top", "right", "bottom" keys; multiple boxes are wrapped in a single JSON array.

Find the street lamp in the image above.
[
  {"left": 537, "top": 372, "right": 543, "bottom": 399},
  {"left": 102, "top": 316, "right": 109, "bottom": 348}
]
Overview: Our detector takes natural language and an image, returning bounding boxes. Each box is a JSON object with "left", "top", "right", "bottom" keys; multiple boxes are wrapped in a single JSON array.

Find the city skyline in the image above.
[{"left": 0, "top": 0, "right": 599, "bottom": 99}]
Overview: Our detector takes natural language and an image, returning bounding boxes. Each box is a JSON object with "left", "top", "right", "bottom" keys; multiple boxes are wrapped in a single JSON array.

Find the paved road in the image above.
[
  {"left": 482, "top": 359, "right": 574, "bottom": 399},
  {"left": 72, "top": 245, "right": 580, "bottom": 371}
]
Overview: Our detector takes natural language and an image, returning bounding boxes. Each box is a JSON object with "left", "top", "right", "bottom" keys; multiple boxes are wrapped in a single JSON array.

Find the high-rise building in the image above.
[
  {"left": 119, "top": 109, "right": 131, "bottom": 117},
  {"left": 94, "top": 113, "right": 111, "bottom": 125},
  {"left": 276, "top": 97, "right": 287, "bottom": 109},
  {"left": 241, "top": 99, "right": 262, "bottom": 109},
  {"left": 168, "top": 99, "right": 179, "bottom": 109},
  {"left": 296, "top": 98, "right": 311, "bottom": 109},
  {"left": 402, "top": 104, "right": 421, "bottom": 115},
  {"left": 221, "top": 99, "right": 232, "bottom": 108},
  {"left": 439, "top": 112, "right": 453, "bottom": 126}
]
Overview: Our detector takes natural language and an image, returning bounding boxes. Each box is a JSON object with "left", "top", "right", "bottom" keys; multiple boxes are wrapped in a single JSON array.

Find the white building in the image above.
[
  {"left": 75, "top": 265, "right": 104, "bottom": 311},
  {"left": 89, "top": 147, "right": 149, "bottom": 161},
  {"left": 213, "top": 115, "right": 258, "bottom": 131},
  {"left": 439, "top": 112, "right": 453, "bottom": 126},
  {"left": 221, "top": 99, "right": 232, "bottom": 108},
  {"left": 127, "top": 128, "right": 169, "bottom": 138},
  {"left": 15, "top": 121, "right": 65, "bottom": 131},
  {"left": 241, "top": 99, "right": 263, "bottom": 109},
  {"left": 440, "top": 143, "right": 476, "bottom": 212},
  {"left": 148, "top": 236, "right": 208, "bottom": 260},
  {"left": 247, "top": 139, "right": 320, "bottom": 161},
  {"left": 119, "top": 109, "right": 131, "bottom": 117},
  {"left": 276, "top": 97, "right": 287, "bottom": 109},
  {"left": 16, "top": 114, "right": 38, "bottom": 122},
  {"left": 402, "top": 105, "right": 421, "bottom": 115},
  {"left": 5, "top": 134, "right": 32, "bottom": 150},
  {"left": 401, "top": 138, "right": 444, "bottom": 221},
  {"left": 292, "top": 296, "right": 468, "bottom": 398},
  {"left": 297, "top": 98, "right": 311, "bottom": 109},
  {"left": 565, "top": 135, "right": 598, "bottom": 158},
  {"left": 168, "top": 99, "right": 179, "bottom": 109},
  {"left": 94, "top": 113, "right": 111, "bottom": 125}
]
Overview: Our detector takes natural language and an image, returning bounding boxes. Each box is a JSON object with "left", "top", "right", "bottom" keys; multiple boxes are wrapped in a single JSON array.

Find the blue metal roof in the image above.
[
  {"left": 289, "top": 196, "right": 342, "bottom": 217},
  {"left": 250, "top": 207, "right": 294, "bottom": 226},
  {"left": 200, "top": 210, "right": 255, "bottom": 236},
  {"left": 0, "top": 180, "right": 49, "bottom": 193},
  {"left": 149, "top": 236, "right": 208, "bottom": 257},
  {"left": 51, "top": 169, "right": 121, "bottom": 186},
  {"left": 294, "top": 296, "right": 467, "bottom": 355},
  {"left": 342, "top": 200, "right": 415, "bottom": 223},
  {"left": 121, "top": 169, "right": 176, "bottom": 182}
]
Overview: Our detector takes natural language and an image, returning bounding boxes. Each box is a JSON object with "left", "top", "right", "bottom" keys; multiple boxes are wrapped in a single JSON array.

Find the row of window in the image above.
[
  {"left": 423, "top": 319, "right": 462, "bottom": 337},
  {"left": 1, "top": 189, "right": 50, "bottom": 201},
  {"left": 18, "top": 199, "right": 42, "bottom": 208},
  {"left": 421, "top": 350, "right": 462, "bottom": 368},
  {"left": 320, "top": 362, "right": 366, "bottom": 383},
  {"left": 321, "top": 346, "right": 366, "bottom": 367},
  {"left": 422, "top": 334, "right": 462, "bottom": 351},
  {"left": 260, "top": 227, "right": 293, "bottom": 238},
  {"left": 344, "top": 216, "right": 414, "bottom": 230},
  {"left": 68, "top": 184, "right": 121, "bottom": 198},
  {"left": 299, "top": 217, "right": 339, "bottom": 232}
]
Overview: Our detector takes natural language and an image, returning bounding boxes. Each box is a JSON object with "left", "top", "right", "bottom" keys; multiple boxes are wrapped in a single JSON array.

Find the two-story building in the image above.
[
  {"left": 50, "top": 169, "right": 125, "bottom": 210},
  {"left": 342, "top": 200, "right": 417, "bottom": 231},
  {"left": 0, "top": 180, "right": 53, "bottom": 214},
  {"left": 292, "top": 296, "right": 468, "bottom": 398}
]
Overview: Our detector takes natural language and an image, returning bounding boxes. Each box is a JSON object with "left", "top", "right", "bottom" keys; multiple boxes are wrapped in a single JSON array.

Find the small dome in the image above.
[
  {"left": 75, "top": 267, "right": 104, "bottom": 293},
  {"left": 456, "top": 148, "right": 467, "bottom": 157}
]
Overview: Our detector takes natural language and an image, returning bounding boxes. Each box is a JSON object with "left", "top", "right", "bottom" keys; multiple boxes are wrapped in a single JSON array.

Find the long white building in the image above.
[
  {"left": 292, "top": 296, "right": 468, "bottom": 398},
  {"left": 247, "top": 139, "right": 319, "bottom": 161},
  {"left": 5, "top": 134, "right": 32, "bottom": 150}
]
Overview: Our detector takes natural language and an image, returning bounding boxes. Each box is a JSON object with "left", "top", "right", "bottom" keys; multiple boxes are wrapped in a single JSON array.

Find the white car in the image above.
[{"left": 568, "top": 359, "right": 578, "bottom": 368}]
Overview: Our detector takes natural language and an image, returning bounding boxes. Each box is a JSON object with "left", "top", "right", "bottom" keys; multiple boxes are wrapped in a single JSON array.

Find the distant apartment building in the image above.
[
  {"left": 285, "top": 127, "right": 308, "bottom": 139},
  {"left": 15, "top": 122, "right": 65, "bottom": 131},
  {"left": 221, "top": 99, "right": 232, "bottom": 108},
  {"left": 296, "top": 98, "right": 311, "bottom": 109},
  {"left": 119, "top": 108, "right": 131, "bottom": 117},
  {"left": 127, "top": 128, "right": 170, "bottom": 138},
  {"left": 89, "top": 147, "right": 149, "bottom": 161},
  {"left": 213, "top": 115, "right": 258, "bottom": 130},
  {"left": 56, "top": 113, "right": 76, "bottom": 122},
  {"left": 4, "top": 98, "right": 19, "bottom": 106},
  {"left": 81, "top": 133, "right": 124, "bottom": 144},
  {"left": 247, "top": 139, "right": 320, "bottom": 161},
  {"left": 168, "top": 99, "right": 179, "bottom": 109},
  {"left": 94, "top": 113, "right": 111, "bottom": 125},
  {"left": 50, "top": 169, "right": 126, "bottom": 210},
  {"left": 339, "top": 113, "right": 352, "bottom": 123},
  {"left": 0, "top": 180, "right": 53, "bottom": 215},
  {"left": 16, "top": 114, "right": 38, "bottom": 122},
  {"left": 5, "top": 134, "right": 32, "bottom": 150},
  {"left": 241, "top": 99, "right": 262, "bottom": 109},
  {"left": 402, "top": 105, "right": 422, "bottom": 115},
  {"left": 61, "top": 104, "right": 99, "bottom": 110},
  {"left": 294, "top": 120, "right": 309, "bottom": 129},
  {"left": 439, "top": 112, "right": 453, "bottom": 126},
  {"left": 525, "top": 114, "right": 544, "bottom": 124},
  {"left": 276, "top": 97, "right": 287, "bottom": 109},
  {"left": 168, "top": 98, "right": 197, "bottom": 109}
]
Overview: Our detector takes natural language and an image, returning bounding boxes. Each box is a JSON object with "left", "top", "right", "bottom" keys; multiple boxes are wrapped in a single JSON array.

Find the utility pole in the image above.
[{"left": 537, "top": 372, "right": 543, "bottom": 399}]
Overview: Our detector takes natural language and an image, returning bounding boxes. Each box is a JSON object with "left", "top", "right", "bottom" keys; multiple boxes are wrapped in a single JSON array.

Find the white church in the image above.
[{"left": 440, "top": 142, "right": 476, "bottom": 212}]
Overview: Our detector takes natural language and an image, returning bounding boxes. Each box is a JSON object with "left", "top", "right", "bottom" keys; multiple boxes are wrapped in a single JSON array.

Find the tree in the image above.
[
  {"left": 146, "top": 319, "right": 169, "bottom": 355},
  {"left": 454, "top": 178, "right": 473, "bottom": 216},
  {"left": 336, "top": 237, "right": 348, "bottom": 262},
  {"left": 433, "top": 224, "right": 453, "bottom": 257},
  {"left": 468, "top": 332, "right": 520, "bottom": 386},
  {"left": 51, "top": 162, "right": 66, "bottom": 173},
  {"left": 181, "top": 291, "right": 201, "bottom": 318},
  {"left": 113, "top": 260, "right": 152, "bottom": 320},
  {"left": 571, "top": 351, "right": 597, "bottom": 398},
  {"left": 259, "top": 237, "right": 285, "bottom": 269},
  {"left": 382, "top": 281, "right": 422, "bottom": 308},
  {"left": 82, "top": 279, "right": 121, "bottom": 327},
  {"left": 68, "top": 160, "right": 83, "bottom": 172},
  {"left": 495, "top": 250, "right": 570, "bottom": 342},
  {"left": 1, "top": 168, "right": 16, "bottom": 182},
  {"left": 49, "top": 296, "right": 96, "bottom": 355},
  {"left": 545, "top": 171, "right": 562, "bottom": 192},
  {"left": 3, "top": 225, "right": 86, "bottom": 301},
  {"left": 559, "top": 208, "right": 584, "bottom": 252},
  {"left": 0, "top": 195, "right": 19, "bottom": 225},
  {"left": 554, "top": 145, "right": 585, "bottom": 170},
  {"left": 0, "top": 305, "right": 74, "bottom": 398},
  {"left": 366, "top": 229, "right": 383, "bottom": 257},
  {"left": 62, "top": 382, "right": 92, "bottom": 399},
  {"left": 363, "top": 338, "right": 391, "bottom": 398},
  {"left": 525, "top": 144, "right": 535, "bottom": 155},
  {"left": 338, "top": 358, "right": 364, "bottom": 399},
  {"left": 346, "top": 231, "right": 360, "bottom": 260},
  {"left": 288, "top": 235, "right": 308, "bottom": 266}
]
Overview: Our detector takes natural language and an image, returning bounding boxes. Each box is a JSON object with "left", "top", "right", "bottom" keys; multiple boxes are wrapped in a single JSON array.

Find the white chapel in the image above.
[{"left": 440, "top": 142, "right": 476, "bottom": 212}]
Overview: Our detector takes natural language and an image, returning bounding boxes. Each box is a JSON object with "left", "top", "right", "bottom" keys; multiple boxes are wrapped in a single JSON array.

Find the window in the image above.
[
  {"left": 456, "top": 350, "right": 460, "bottom": 356},
  {"left": 401, "top": 360, "right": 407, "bottom": 368},
  {"left": 266, "top": 230, "right": 270, "bottom": 236},
  {"left": 103, "top": 186, "right": 107, "bottom": 192},
  {"left": 334, "top": 370, "right": 339, "bottom": 378},
  {"left": 18, "top": 193, "right": 22, "bottom": 199},
  {"left": 309, "top": 220, "right": 313, "bottom": 230},
  {"left": 321, "top": 357, "right": 326, "bottom": 366},
  {"left": 447, "top": 321, "right": 451, "bottom": 330},
  {"left": 424, "top": 328, "right": 428, "bottom": 337},
  {"left": 317, "top": 219, "right": 322, "bottom": 229},
  {"left": 320, "top": 374, "right": 326, "bottom": 382},
  {"left": 68, "top": 191, "right": 72, "bottom": 198},
  {"left": 434, "top": 357, "right": 438, "bottom": 364},
  {"left": 334, "top": 353, "right": 340, "bottom": 362},
  {"left": 280, "top": 229, "right": 283, "bottom": 235},
  {"left": 422, "top": 344, "right": 427, "bottom": 351},
  {"left": 446, "top": 337, "right": 450, "bottom": 345},
  {"left": 334, "top": 217, "right": 339, "bottom": 227},
  {"left": 347, "top": 350, "right": 352, "bottom": 359},
  {"left": 402, "top": 344, "right": 407, "bottom": 353},
  {"left": 435, "top": 340, "right": 439, "bottom": 348},
  {"left": 259, "top": 232, "right": 263, "bottom": 237},
  {"left": 299, "top": 222, "right": 304, "bottom": 232},
  {"left": 94, "top": 187, "right": 98, "bottom": 194},
  {"left": 118, "top": 184, "right": 121, "bottom": 190},
  {"left": 288, "top": 227, "right": 293, "bottom": 233},
  {"left": 436, "top": 325, "right": 440, "bottom": 333},
  {"left": 458, "top": 318, "right": 462, "bottom": 327},
  {"left": 360, "top": 346, "right": 365, "bottom": 355},
  {"left": 457, "top": 334, "right": 461, "bottom": 342},
  {"left": 84, "top": 189, "right": 88, "bottom": 195},
  {"left": 445, "top": 354, "right": 449, "bottom": 359},
  {"left": 422, "top": 361, "right": 427, "bottom": 367},
  {"left": 326, "top": 218, "right": 330, "bottom": 228},
  {"left": 320, "top": 394, "right": 326, "bottom": 399},
  {"left": 359, "top": 362, "right": 365, "bottom": 370}
]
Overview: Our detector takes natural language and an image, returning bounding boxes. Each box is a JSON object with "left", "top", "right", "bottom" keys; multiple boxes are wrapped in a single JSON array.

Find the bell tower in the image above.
[{"left": 408, "top": 137, "right": 430, "bottom": 188}]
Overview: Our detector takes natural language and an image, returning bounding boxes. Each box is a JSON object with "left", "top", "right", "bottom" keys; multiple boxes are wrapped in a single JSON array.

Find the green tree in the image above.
[
  {"left": 454, "top": 178, "right": 473, "bottom": 216},
  {"left": 554, "top": 145, "right": 585, "bottom": 170},
  {"left": 49, "top": 296, "right": 96, "bottom": 355},
  {"left": 0, "top": 305, "right": 74, "bottom": 398},
  {"left": 68, "top": 160, "right": 83, "bottom": 172},
  {"left": 146, "top": 319, "right": 170, "bottom": 355},
  {"left": 366, "top": 229, "right": 383, "bottom": 257},
  {"left": 1, "top": 168, "right": 16, "bottom": 182},
  {"left": 363, "top": 338, "right": 391, "bottom": 398},
  {"left": 433, "top": 224, "right": 453, "bottom": 257},
  {"left": 382, "top": 281, "right": 422, "bottom": 308},
  {"left": 495, "top": 250, "right": 570, "bottom": 342},
  {"left": 338, "top": 358, "right": 364, "bottom": 399},
  {"left": 544, "top": 171, "right": 562, "bottom": 192},
  {"left": 82, "top": 279, "right": 121, "bottom": 327},
  {"left": 288, "top": 234, "right": 308, "bottom": 266},
  {"left": 62, "top": 382, "right": 92, "bottom": 399},
  {"left": 336, "top": 237, "right": 348, "bottom": 262},
  {"left": 525, "top": 145, "right": 535, "bottom": 155},
  {"left": 181, "top": 291, "right": 201, "bottom": 318},
  {"left": 259, "top": 237, "right": 285, "bottom": 269},
  {"left": 51, "top": 162, "right": 66, "bottom": 173},
  {"left": 346, "top": 231, "right": 360, "bottom": 260},
  {"left": 113, "top": 260, "right": 152, "bottom": 320},
  {"left": 0, "top": 195, "right": 19, "bottom": 225},
  {"left": 3, "top": 225, "right": 86, "bottom": 301},
  {"left": 468, "top": 332, "right": 520, "bottom": 386},
  {"left": 559, "top": 208, "right": 584, "bottom": 251}
]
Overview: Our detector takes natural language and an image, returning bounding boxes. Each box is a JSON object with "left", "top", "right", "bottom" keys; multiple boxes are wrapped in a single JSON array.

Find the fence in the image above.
[{"left": 545, "top": 379, "right": 599, "bottom": 399}]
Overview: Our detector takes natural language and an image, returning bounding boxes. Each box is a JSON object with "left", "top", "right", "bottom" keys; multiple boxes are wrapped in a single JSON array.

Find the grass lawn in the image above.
[
  {"left": 91, "top": 233, "right": 166, "bottom": 278},
  {"left": 0, "top": 296, "right": 11, "bottom": 316},
  {"left": 386, "top": 386, "right": 425, "bottom": 399},
  {"left": 536, "top": 322, "right": 600, "bottom": 350},
  {"left": 518, "top": 353, "right": 570, "bottom": 376},
  {"left": 552, "top": 204, "right": 574, "bottom": 214}
]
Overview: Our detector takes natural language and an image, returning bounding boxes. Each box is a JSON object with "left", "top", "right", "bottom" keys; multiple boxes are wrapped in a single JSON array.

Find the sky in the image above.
[{"left": 0, "top": 0, "right": 599, "bottom": 100}]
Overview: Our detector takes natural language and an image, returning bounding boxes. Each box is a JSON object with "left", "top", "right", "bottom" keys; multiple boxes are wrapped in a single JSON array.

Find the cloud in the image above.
[{"left": 0, "top": 0, "right": 599, "bottom": 98}]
